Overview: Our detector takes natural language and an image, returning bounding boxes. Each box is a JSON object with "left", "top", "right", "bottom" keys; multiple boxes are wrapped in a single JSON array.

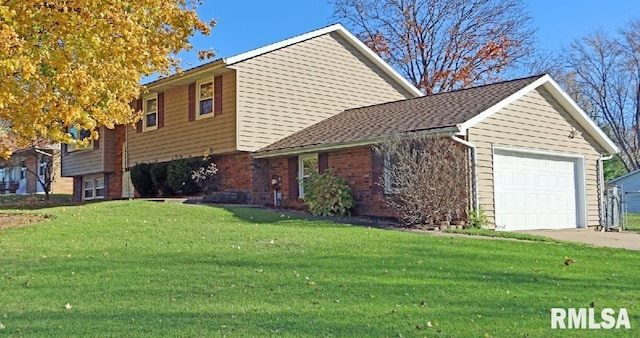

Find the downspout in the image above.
[
  {"left": 450, "top": 132, "right": 479, "bottom": 212},
  {"left": 598, "top": 154, "right": 614, "bottom": 230}
]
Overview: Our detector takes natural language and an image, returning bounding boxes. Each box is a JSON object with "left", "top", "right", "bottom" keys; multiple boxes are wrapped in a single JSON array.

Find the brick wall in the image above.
[
  {"left": 211, "top": 153, "right": 253, "bottom": 191},
  {"left": 109, "top": 125, "right": 126, "bottom": 199},
  {"left": 256, "top": 147, "right": 394, "bottom": 217},
  {"left": 325, "top": 146, "right": 395, "bottom": 217}
]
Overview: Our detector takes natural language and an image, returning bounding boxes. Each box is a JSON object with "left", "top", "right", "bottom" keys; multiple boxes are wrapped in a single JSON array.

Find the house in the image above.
[
  {"left": 608, "top": 170, "right": 640, "bottom": 213},
  {"left": 0, "top": 145, "right": 72, "bottom": 195},
  {"left": 253, "top": 74, "right": 619, "bottom": 231},
  {"left": 61, "top": 24, "right": 422, "bottom": 202}
]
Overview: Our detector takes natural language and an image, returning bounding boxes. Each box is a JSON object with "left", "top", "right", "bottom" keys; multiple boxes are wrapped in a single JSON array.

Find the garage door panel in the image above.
[{"left": 494, "top": 150, "right": 578, "bottom": 230}]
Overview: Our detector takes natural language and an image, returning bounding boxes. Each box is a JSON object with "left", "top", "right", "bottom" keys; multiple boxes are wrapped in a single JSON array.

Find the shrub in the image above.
[
  {"left": 191, "top": 162, "right": 219, "bottom": 194},
  {"left": 130, "top": 162, "right": 157, "bottom": 197},
  {"left": 167, "top": 157, "right": 206, "bottom": 195},
  {"left": 302, "top": 171, "right": 355, "bottom": 217},
  {"left": 466, "top": 207, "right": 488, "bottom": 229},
  {"left": 149, "top": 162, "right": 174, "bottom": 197},
  {"left": 374, "top": 135, "right": 468, "bottom": 227}
]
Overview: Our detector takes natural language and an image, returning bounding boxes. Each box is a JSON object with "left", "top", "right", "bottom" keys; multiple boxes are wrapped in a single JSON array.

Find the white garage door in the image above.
[{"left": 494, "top": 150, "right": 580, "bottom": 231}]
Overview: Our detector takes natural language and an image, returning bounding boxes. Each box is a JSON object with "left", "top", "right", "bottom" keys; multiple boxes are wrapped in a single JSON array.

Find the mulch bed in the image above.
[{"left": 0, "top": 213, "right": 51, "bottom": 229}]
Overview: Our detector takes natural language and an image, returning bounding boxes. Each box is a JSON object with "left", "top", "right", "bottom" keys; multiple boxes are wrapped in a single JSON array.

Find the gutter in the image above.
[
  {"left": 252, "top": 126, "right": 459, "bottom": 159},
  {"left": 449, "top": 132, "right": 479, "bottom": 212}
]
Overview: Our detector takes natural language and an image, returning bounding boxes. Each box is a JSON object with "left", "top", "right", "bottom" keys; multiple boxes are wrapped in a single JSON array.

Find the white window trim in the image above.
[
  {"left": 83, "top": 177, "right": 105, "bottom": 200},
  {"left": 298, "top": 153, "right": 318, "bottom": 198},
  {"left": 383, "top": 153, "right": 399, "bottom": 195},
  {"left": 83, "top": 180, "right": 94, "bottom": 200},
  {"left": 196, "top": 78, "right": 214, "bottom": 120},
  {"left": 143, "top": 93, "right": 158, "bottom": 131}
]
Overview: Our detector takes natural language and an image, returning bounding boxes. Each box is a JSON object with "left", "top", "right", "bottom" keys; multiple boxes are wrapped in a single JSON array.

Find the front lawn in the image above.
[{"left": 1, "top": 200, "right": 637, "bottom": 336}]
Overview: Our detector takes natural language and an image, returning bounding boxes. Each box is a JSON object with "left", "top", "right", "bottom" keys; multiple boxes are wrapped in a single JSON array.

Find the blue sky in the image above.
[{"left": 170, "top": 1, "right": 640, "bottom": 75}]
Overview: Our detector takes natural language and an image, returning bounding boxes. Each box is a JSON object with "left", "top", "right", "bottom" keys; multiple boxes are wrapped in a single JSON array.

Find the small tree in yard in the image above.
[
  {"left": 10, "top": 144, "right": 61, "bottom": 201},
  {"left": 374, "top": 134, "right": 468, "bottom": 227}
]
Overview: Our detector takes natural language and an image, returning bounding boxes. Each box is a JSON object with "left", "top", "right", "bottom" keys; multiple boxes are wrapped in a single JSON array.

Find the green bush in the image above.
[
  {"left": 167, "top": 157, "right": 206, "bottom": 196},
  {"left": 150, "top": 162, "right": 174, "bottom": 197},
  {"left": 466, "top": 207, "right": 488, "bottom": 229},
  {"left": 302, "top": 171, "right": 355, "bottom": 217},
  {"left": 130, "top": 162, "right": 157, "bottom": 197}
]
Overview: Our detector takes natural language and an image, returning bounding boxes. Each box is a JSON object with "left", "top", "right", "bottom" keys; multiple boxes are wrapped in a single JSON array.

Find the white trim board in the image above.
[
  {"left": 459, "top": 74, "right": 618, "bottom": 155},
  {"left": 492, "top": 145, "right": 588, "bottom": 230}
]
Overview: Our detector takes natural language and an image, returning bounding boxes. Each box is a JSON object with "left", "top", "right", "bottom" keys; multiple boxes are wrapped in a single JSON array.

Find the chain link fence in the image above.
[{"left": 604, "top": 186, "right": 640, "bottom": 231}]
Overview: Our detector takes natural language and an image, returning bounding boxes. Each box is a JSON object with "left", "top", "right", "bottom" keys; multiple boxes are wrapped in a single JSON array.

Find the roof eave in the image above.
[
  {"left": 458, "top": 74, "right": 619, "bottom": 155},
  {"left": 226, "top": 23, "right": 423, "bottom": 98},
  {"left": 252, "top": 126, "right": 459, "bottom": 159}
]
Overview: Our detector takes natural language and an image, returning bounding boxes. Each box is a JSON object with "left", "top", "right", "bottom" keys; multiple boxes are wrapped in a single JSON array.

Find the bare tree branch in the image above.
[{"left": 333, "top": 0, "right": 535, "bottom": 94}]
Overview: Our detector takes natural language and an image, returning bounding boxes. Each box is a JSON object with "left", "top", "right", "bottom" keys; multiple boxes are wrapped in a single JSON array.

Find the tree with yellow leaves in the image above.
[{"left": 0, "top": 0, "right": 214, "bottom": 158}]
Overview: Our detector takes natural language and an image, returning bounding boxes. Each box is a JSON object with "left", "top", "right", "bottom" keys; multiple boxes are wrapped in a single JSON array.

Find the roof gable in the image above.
[
  {"left": 255, "top": 75, "right": 545, "bottom": 156},
  {"left": 255, "top": 74, "right": 619, "bottom": 157},
  {"left": 145, "top": 24, "right": 422, "bottom": 97},
  {"left": 459, "top": 74, "right": 618, "bottom": 154}
]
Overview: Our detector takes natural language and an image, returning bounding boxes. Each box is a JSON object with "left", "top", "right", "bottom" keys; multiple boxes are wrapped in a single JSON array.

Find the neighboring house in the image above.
[
  {"left": 608, "top": 170, "right": 640, "bottom": 213},
  {"left": 253, "top": 74, "right": 619, "bottom": 231},
  {"left": 61, "top": 24, "right": 422, "bottom": 202},
  {"left": 0, "top": 145, "right": 72, "bottom": 195}
]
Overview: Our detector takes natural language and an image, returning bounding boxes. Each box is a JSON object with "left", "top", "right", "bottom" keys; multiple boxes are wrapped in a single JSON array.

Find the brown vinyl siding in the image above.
[
  {"left": 61, "top": 126, "right": 108, "bottom": 177},
  {"left": 126, "top": 70, "right": 237, "bottom": 165},
  {"left": 469, "top": 87, "right": 606, "bottom": 227},
  {"left": 232, "top": 32, "right": 415, "bottom": 152}
]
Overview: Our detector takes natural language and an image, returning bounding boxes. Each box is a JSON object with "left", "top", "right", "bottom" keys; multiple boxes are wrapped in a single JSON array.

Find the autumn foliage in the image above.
[{"left": 0, "top": 1, "right": 214, "bottom": 158}]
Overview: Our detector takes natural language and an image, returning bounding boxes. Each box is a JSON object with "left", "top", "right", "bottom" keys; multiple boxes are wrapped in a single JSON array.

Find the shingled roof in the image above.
[{"left": 255, "top": 74, "right": 546, "bottom": 156}]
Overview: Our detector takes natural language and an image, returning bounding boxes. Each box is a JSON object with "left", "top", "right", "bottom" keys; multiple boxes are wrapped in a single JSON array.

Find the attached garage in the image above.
[{"left": 493, "top": 149, "right": 586, "bottom": 230}]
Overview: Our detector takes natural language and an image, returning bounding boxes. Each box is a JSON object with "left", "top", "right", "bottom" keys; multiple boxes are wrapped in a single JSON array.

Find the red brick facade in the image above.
[
  {"left": 254, "top": 146, "right": 397, "bottom": 217},
  {"left": 109, "top": 125, "right": 127, "bottom": 199},
  {"left": 211, "top": 153, "right": 253, "bottom": 191}
]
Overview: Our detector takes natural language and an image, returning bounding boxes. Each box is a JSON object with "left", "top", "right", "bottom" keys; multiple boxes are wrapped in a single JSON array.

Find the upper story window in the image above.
[
  {"left": 197, "top": 79, "right": 214, "bottom": 117},
  {"left": 144, "top": 94, "right": 158, "bottom": 131},
  {"left": 68, "top": 127, "right": 92, "bottom": 152}
]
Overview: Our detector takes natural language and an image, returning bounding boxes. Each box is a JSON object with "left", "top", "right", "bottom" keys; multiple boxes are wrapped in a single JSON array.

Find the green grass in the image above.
[
  {"left": 1, "top": 200, "right": 638, "bottom": 337},
  {"left": 442, "top": 228, "right": 563, "bottom": 243},
  {"left": 625, "top": 213, "right": 640, "bottom": 232},
  {"left": 0, "top": 194, "right": 73, "bottom": 210}
]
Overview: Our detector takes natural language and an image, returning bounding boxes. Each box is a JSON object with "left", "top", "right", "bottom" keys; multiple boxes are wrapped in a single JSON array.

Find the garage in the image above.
[{"left": 493, "top": 149, "right": 584, "bottom": 231}]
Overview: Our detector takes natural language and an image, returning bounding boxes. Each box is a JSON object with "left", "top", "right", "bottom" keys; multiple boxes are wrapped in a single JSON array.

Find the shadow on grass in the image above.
[
  {"left": 220, "top": 205, "right": 399, "bottom": 230},
  {"left": 0, "top": 194, "right": 104, "bottom": 211}
]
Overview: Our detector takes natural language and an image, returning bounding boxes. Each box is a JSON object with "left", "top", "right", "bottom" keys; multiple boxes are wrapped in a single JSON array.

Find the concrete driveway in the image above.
[{"left": 518, "top": 229, "right": 640, "bottom": 251}]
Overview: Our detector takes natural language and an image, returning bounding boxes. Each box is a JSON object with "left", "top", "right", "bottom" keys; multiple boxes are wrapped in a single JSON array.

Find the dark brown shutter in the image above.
[
  {"left": 214, "top": 75, "right": 223, "bottom": 116},
  {"left": 318, "top": 152, "right": 328, "bottom": 174},
  {"left": 288, "top": 157, "right": 299, "bottom": 199},
  {"left": 136, "top": 99, "right": 143, "bottom": 133},
  {"left": 62, "top": 143, "right": 68, "bottom": 155},
  {"left": 188, "top": 83, "right": 196, "bottom": 121},
  {"left": 93, "top": 137, "right": 100, "bottom": 150},
  {"left": 157, "top": 92, "right": 165, "bottom": 128}
]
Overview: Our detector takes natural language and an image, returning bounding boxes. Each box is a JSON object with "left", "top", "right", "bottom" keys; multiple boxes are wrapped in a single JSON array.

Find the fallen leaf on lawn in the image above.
[
  {"left": 590, "top": 301, "right": 596, "bottom": 308},
  {"left": 65, "top": 303, "right": 72, "bottom": 310},
  {"left": 420, "top": 300, "right": 426, "bottom": 307},
  {"left": 426, "top": 321, "right": 433, "bottom": 327},
  {"left": 564, "top": 258, "right": 576, "bottom": 266}
]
